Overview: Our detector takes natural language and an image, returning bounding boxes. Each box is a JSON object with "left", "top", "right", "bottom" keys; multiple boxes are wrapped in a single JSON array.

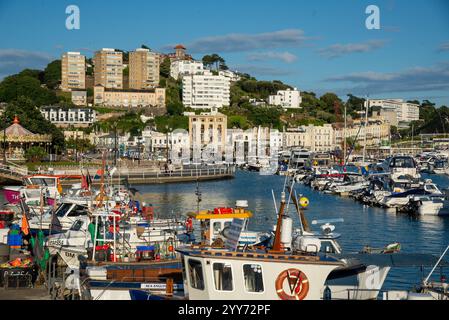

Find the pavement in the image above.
[{"left": 0, "top": 286, "right": 51, "bottom": 300}]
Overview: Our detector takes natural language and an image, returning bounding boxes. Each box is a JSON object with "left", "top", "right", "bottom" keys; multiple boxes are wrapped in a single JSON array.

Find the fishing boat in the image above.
[
  {"left": 3, "top": 174, "right": 64, "bottom": 206},
  {"left": 185, "top": 200, "right": 271, "bottom": 247}
]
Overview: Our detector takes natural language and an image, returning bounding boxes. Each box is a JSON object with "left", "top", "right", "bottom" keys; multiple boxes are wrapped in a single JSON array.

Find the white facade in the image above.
[
  {"left": 182, "top": 71, "right": 231, "bottom": 109},
  {"left": 369, "top": 99, "right": 419, "bottom": 123},
  {"left": 170, "top": 60, "right": 204, "bottom": 80},
  {"left": 218, "top": 70, "right": 241, "bottom": 82},
  {"left": 40, "top": 107, "right": 97, "bottom": 127},
  {"left": 269, "top": 88, "right": 302, "bottom": 109}
]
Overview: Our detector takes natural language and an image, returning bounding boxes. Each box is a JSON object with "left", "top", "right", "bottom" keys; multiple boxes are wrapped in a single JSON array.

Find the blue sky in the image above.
[{"left": 1, "top": 0, "right": 449, "bottom": 105}]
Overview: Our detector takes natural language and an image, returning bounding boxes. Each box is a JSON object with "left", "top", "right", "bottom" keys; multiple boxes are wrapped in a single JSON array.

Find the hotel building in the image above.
[{"left": 182, "top": 70, "right": 231, "bottom": 109}]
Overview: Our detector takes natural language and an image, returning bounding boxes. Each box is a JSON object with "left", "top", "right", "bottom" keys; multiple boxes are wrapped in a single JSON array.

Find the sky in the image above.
[{"left": 1, "top": 0, "right": 449, "bottom": 106}]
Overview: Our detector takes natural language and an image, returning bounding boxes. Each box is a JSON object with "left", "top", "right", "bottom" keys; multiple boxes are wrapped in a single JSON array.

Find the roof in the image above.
[
  {"left": 174, "top": 44, "right": 186, "bottom": 50},
  {"left": 5, "top": 116, "right": 34, "bottom": 136},
  {"left": 188, "top": 209, "right": 253, "bottom": 220}
]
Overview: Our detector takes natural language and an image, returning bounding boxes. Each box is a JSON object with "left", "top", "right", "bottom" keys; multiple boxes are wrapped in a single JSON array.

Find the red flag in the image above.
[
  {"left": 81, "top": 175, "right": 88, "bottom": 190},
  {"left": 21, "top": 215, "right": 30, "bottom": 236}
]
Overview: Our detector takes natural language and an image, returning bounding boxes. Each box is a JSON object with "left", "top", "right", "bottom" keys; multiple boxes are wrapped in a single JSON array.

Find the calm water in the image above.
[
  {"left": 2, "top": 170, "right": 448, "bottom": 291},
  {"left": 134, "top": 170, "right": 449, "bottom": 291}
]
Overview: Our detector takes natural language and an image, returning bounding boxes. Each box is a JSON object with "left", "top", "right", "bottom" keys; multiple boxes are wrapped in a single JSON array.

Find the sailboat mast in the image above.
[
  {"left": 363, "top": 96, "right": 369, "bottom": 163},
  {"left": 344, "top": 104, "right": 347, "bottom": 166}
]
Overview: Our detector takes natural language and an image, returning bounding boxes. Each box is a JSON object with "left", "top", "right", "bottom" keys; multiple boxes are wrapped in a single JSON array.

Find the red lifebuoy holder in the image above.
[{"left": 275, "top": 268, "right": 310, "bottom": 300}]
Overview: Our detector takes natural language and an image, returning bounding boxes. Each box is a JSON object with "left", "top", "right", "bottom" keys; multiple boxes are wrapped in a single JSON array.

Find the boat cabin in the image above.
[{"left": 187, "top": 207, "right": 253, "bottom": 245}]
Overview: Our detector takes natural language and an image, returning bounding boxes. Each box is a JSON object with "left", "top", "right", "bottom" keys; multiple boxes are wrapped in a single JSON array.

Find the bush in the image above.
[{"left": 25, "top": 146, "right": 48, "bottom": 162}]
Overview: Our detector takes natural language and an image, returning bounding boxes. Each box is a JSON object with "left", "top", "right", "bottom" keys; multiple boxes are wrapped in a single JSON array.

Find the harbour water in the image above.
[{"left": 135, "top": 170, "right": 449, "bottom": 291}]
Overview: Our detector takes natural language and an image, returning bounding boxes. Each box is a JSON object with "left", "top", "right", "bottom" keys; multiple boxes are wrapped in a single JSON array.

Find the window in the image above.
[
  {"left": 70, "top": 220, "right": 84, "bottom": 231},
  {"left": 67, "top": 205, "right": 88, "bottom": 217},
  {"left": 213, "top": 222, "right": 221, "bottom": 234},
  {"left": 213, "top": 262, "right": 233, "bottom": 291},
  {"left": 243, "top": 264, "right": 264, "bottom": 293},
  {"left": 188, "top": 259, "right": 204, "bottom": 290}
]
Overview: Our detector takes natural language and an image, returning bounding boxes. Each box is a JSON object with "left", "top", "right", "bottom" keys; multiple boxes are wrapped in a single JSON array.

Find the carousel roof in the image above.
[
  {"left": 1, "top": 116, "right": 52, "bottom": 143},
  {"left": 5, "top": 116, "right": 34, "bottom": 136}
]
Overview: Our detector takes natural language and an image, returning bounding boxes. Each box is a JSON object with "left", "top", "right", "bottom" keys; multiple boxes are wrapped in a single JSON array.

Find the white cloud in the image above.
[
  {"left": 324, "top": 62, "right": 449, "bottom": 95},
  {"left": 318, "top": 40, "right": 387, "bottom": 59},
  {"left": 0, "top": 49, "right": 53, "bottom": 78},
  {"left": 175, "top": 29, "right": 310, "bottom": 53},
  {"left": 247, "top": 51, "right": 298, "bottom": 63}
]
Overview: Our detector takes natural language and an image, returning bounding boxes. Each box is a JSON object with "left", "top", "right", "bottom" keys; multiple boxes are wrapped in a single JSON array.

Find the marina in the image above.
[{"left": 1, "top": 161, "right": 448, "bottom": 300}]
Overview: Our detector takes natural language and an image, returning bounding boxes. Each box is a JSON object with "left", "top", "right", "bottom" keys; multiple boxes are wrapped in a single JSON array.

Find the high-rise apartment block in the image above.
[
  {"left": 129, "top": 48, "right": 160, "bottom": 89},
  {"left": 94, "top": 48, "right": 123, "bottom": 89},
  {"left": 61, "top": 52, "right": 85, "bottom": 91}
]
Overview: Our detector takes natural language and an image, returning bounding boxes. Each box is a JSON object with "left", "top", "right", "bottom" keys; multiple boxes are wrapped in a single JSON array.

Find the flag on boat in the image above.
[
  {"left": 21, "top": 214, "right": 30, "bottom": 236},
  {"left": 81, "top": 173, "right": 88, "bottom": 190},
  {"left": 50, "top": 213, "right": 63, "bottom": 233},
  {"left": 94, "top": 169, "right": 104, "bottom": 180},
  {"left": 86, "top": 169, "right": 93, "bottom": 189}
]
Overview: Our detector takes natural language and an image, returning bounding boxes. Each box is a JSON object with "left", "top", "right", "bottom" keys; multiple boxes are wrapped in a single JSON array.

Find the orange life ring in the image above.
[{"left": 275, "top": 268, "right": 309, "bottom": 300}]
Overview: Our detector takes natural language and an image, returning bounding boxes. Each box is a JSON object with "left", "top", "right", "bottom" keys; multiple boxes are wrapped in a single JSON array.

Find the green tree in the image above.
[
  {"left": 0, "top": 73, "right": 58, "bottom": 106},
  {"left": 25, "top": 146, "right": 48, "bottom": 162},
  {"left": 202, "top": 54, "right": 227, "bottom": 71},
  {"left": 65, "top": 138, "right": 94, "bottom": 153},
  {"left": 43, "top": 60, "right": 61, "bottom": 90},
  {"left": 167, "top": 101, "right": 185, "bottom": 116},
  {"left": 228, "top": 115, "right": 249, "bottom": 129},
  {"left": 160, "top": 57, "right": 171, "bottom": 78}
]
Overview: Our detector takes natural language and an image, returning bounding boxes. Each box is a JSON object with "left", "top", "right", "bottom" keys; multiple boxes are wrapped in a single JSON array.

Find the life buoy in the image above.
[{"left": 275, "top": 268, "right": 309, "bottom": 300}]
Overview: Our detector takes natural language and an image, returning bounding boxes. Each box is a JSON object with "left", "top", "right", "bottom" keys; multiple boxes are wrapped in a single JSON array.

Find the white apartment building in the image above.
[
  {"left": 369, "top": 99, "right": 419, "bottom": 123},
  {"left": 283, "top": 124, "right": 334, "bottom": 152},
  {"left": 182, "top": 71, "right": 231, "bottom": 109},
  {"left": 268, "top": 88, "right": 302, "bottom": 109},
  {"left": 40, "top": 106, "right": 97, "bottom": 128},
  {"left": 94, "top": 48, "right": 123, "bottom": 89},
  {"left": 170, "top": 60, "right": 204, "bottom": 80},
  {"left": 218, "top": 70, "right": 241, "bottom": 82},
  {"left": 61, "top": 52, "right": 85, "bottom": 91}
]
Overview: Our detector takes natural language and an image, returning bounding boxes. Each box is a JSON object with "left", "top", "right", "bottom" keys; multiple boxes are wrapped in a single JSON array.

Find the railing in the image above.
[
  {"left": 0, "top": 162, "right": 29, "bottom": 178},
  {"left": 52, "top": 165, "right": 236, "bottom": 179}
]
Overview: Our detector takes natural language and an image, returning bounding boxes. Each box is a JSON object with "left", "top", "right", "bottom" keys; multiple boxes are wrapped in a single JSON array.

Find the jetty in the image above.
[{"left": 0, "top": 162, "right": 235, "bottom": 185}]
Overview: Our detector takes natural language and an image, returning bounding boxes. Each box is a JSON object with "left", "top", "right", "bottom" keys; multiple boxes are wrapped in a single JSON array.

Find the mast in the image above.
[
  {"left": 271, "top": 191, "right": 286, "bottom": 252},
  {"left": 363, "top": 96, "right": 369, "bottom": 163},
  {"left": 287, "top": 185, "right": 310, "bottom": 232},
  {"left": 98, "top": 151, "right": 106, "bottom": 208},
  {"left": 343, "top": 103, "right": 347, "bottom": 166}
]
